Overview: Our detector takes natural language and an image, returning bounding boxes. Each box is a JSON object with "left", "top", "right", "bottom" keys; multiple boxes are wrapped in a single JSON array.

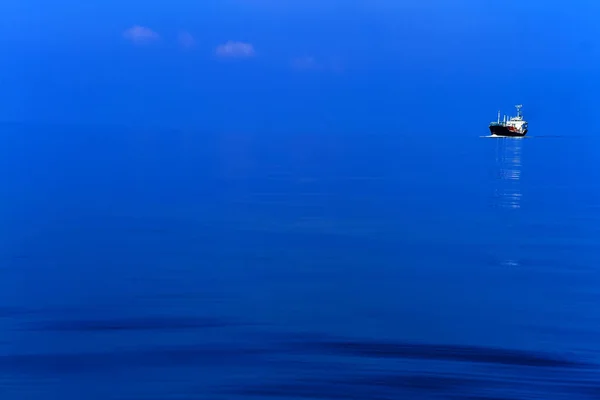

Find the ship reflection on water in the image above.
[
  {"left": 493, "top": 137, "right": 523, "bottom": 210},
  {"left": 492, "top": 137, "right": 524, "bottom": 268}
]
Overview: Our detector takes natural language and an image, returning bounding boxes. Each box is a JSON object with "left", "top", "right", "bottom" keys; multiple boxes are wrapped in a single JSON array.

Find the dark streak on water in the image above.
[
  {"left": 232, "top": 375, "right": 478, "bottom": 399},
  {"left": 29, "top": 316, "right": 236, "bottom": 331},
  {"left": 284, "top": 339, "right": 588, "bottom": 368},
  {"left": 1, "top": 345, "right": 269, "bottom": 374},
  {"left": 2, "top": 127, "right": 600, "bottom": 399}
]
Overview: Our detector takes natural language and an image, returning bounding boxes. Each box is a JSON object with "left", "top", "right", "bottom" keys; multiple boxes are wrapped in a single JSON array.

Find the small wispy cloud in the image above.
[
  {"left": 215, "top": 41, "right": 255, "bottom": 58},
  {"left": 123, "top": 25, "right": 159, "bottom": 44},
  {"left": 178, "top": 31, "right": 195, "bottom": 48},
  {"left": 291, "top": 56, "right": 319, "bottom": 70},
  {"left": 291, "top": 55, "right": 343, "bottom": 72}
]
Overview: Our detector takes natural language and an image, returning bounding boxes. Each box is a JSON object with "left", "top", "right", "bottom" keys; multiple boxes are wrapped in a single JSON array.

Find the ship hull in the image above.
[{"left": 489, "top": 125, "right": 527, "bottom": 137}]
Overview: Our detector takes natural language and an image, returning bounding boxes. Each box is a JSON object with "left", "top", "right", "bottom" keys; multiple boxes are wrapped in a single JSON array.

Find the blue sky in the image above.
[{"left": 1, "top": 0, "right": 598, "bottom": 133}]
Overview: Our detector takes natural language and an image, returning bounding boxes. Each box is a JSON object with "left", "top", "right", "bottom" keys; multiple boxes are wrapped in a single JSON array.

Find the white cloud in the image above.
[
  {"left": 178, "top": 31, "right": 195, "bottom": 48},
  {"left": 215, "top": 41, "right": 255, "bottom": 58},
  {"left": 123, "top": 26, "right": 159, "bottom": 44}
]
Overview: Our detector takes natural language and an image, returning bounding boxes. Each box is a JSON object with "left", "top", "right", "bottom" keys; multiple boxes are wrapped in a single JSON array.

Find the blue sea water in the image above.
[{"left": 1, "top": 125, "right": 600, "bottom": 399}]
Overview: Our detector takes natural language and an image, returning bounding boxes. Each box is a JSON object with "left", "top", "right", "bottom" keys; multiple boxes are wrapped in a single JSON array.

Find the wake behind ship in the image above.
[{"left": 489, "top": 105, "right": 528, "bottom": 137}]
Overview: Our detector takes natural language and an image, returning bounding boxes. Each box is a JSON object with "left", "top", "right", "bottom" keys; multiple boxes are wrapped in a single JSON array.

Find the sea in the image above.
[{"left": 1, "top": 125, "right": 600, "bottom": 399}]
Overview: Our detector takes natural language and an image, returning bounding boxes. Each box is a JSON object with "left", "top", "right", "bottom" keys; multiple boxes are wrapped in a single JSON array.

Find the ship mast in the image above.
[{"left": 515, "top": 104, "right": 523, "bottom": 118}]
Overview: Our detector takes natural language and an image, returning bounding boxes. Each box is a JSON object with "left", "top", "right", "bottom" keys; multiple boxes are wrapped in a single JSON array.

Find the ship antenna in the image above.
[
  {"left": 515, "top": 104, "right": 523, "bottom": 118},
  {"left": 497, "top": 110, "right": 500, "bottom": 123}
]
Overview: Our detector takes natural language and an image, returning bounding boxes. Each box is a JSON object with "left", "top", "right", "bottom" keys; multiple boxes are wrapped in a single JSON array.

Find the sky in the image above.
[{"left": 0, "top": 0, "right": 598, "bottom": 133}]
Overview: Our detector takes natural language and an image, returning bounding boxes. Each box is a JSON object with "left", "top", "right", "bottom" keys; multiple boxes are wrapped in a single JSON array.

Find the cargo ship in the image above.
[{"left": 489, "top": 105, "right": 528, "bottom": 137}]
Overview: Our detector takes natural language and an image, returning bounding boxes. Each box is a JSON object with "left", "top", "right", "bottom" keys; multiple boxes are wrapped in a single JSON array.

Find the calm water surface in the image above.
[{"left": 1, "top": 125, "right": 600, "bottom": 399}]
